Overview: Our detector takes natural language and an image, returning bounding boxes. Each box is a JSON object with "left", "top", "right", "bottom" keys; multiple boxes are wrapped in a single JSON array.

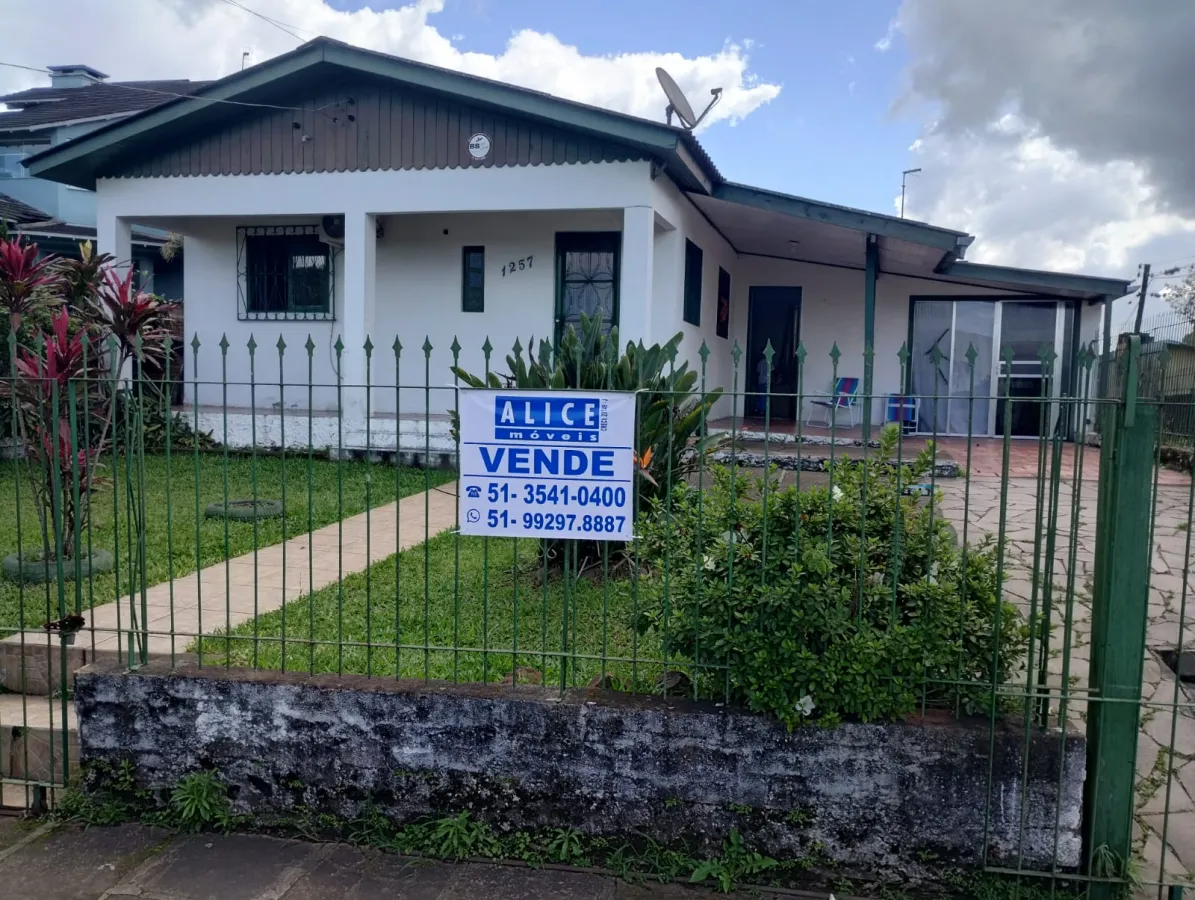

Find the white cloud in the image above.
[
  {"left": 0, "top": 0, "right": 780, "bottom": 131},
  {"left": 894, "top": 0, "right": 1195, "bottom": 282},
  {"left": 905, "top": 116, "right": 1195, "bottom": 277},
  {"left": 874, "top": 18, "right": 898, "bottom": 52}
]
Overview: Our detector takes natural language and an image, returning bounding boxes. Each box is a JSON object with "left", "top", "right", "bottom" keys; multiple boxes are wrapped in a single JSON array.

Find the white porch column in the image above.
[
  {"left": 619, "top": 205, "right": 654, "bottom": 346},
  {"left": 96, "top": 215, "right": 132, "bottom": 275},
  {"left": 341, "top": 212, "right": 377, "bottom": 418}
]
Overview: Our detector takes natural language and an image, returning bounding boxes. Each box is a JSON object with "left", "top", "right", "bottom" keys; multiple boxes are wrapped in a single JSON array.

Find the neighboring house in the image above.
[
  {"left": 23, "top": 38, "right": 1129, "bottom": 452},
  {"left": 0, "top": 64, "right": 207, "bottom": 300}
]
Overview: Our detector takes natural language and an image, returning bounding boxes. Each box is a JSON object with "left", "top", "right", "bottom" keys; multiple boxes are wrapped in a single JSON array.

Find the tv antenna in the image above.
[{"left": 656, "top": 67, "right": 722, "bottom": 130}]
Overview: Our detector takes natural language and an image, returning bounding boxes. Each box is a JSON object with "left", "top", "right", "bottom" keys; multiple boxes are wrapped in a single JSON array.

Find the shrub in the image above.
[{"left": 635, "top": 425, "right": 1028, "bottom": 728}]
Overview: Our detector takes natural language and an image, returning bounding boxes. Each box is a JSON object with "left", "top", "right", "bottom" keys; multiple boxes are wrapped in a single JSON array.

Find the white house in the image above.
[{"left": 23, "top": 37, "right": 1130, "bottom": 454}]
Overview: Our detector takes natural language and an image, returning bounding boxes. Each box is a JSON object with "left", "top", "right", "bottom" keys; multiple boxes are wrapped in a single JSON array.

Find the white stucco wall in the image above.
[
  {"left": 731, "top": 257, "right": 1038, "bottom": 424},
  {"left": 97, "top": 162, "right": 1081, "bottom": 437},
  {"left": 95, "top": 162, "right": 653, "bottom": 414},
  {"left": 649, "top": 176, "right": 738, "bottom": 415},
  {"left": 180, "top": 216, "right": 346, "bottom": 410},
  {"left": 96, "top": 161, "right": 653, "bottom": 219},
  {"left": 372, "top": 209, "right": 623, "bottom": 414}
]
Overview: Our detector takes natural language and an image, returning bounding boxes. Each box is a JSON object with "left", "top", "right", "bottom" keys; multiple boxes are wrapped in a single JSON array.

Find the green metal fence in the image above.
[{"left": 0, "top": 326, "right": 1191, "bottom": 898}]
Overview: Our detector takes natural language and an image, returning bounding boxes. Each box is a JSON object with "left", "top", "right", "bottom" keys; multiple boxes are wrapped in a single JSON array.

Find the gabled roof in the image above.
[
  {"left": 0, "top": 79, "right": 209, "bottom": 132},
  {"left": 24, "top": 37, "right": 719, "bottom": 192}
]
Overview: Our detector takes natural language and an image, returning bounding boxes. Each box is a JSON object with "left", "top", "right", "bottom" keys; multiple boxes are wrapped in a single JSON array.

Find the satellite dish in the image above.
[{"left": 655, "top": 67, "right": 723, "bottom": 130}]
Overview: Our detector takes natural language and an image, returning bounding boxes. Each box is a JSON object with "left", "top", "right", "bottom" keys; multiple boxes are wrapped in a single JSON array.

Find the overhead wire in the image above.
[
  {"left": 217, "top": 0, "right": 309, "bottom": 42},
  {"left": 0, "top": 60, "right": 354, "bottom": 122}
]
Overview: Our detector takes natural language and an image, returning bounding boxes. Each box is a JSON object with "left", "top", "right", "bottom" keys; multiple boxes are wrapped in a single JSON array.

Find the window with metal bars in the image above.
[{"left": 237, "top": 225, "right": 334, "bottom": 320}]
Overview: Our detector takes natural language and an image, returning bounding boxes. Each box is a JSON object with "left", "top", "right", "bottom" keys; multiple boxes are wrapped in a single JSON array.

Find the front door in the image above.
[
  {"left": 746, "top": 286, "right": 802, "bottom": 420},
  {"left": 555, "top": 232, "right": 620, "bottom": 344}
]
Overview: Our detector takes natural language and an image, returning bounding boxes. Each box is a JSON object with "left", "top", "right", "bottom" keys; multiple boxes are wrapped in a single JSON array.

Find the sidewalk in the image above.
[{"left": 0, "top": 822, "right": 813, "bottom": 900}]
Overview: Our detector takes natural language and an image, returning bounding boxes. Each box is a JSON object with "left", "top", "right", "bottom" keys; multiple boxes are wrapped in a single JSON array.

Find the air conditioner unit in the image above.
[{"left": 318, "top": 214, "right": 345, "bottom": 247}]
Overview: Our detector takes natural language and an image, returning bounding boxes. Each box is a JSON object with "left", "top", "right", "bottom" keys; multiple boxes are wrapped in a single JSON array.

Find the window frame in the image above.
[
  {"left": 236, "top": 224, "right": 335, "bottom": 321},
  {"left": 462, "top": 245, "right": 485, "bottom": 313},
  {"left": 683, "top": 238, "right": 703, "bottom": 327}
]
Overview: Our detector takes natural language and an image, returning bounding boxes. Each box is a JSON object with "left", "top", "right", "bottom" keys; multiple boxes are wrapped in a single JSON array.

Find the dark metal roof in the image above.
[
  {"left": 932, "top": 260, "right": 1132, "bottom": 301},
  {"left": 0, "top": 79, "right": 209, "bottom": 131},
  {"left": 0, "top": 191, "right": 54, "bottom": 226},
  {"left": 25, "top": 38, "right": 715, "bottom": 191}
]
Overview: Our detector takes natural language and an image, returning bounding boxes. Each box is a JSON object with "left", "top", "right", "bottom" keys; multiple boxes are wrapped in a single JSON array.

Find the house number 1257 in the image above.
[{"left": 501, "top": 257, "right": 532, "bottom": 277}]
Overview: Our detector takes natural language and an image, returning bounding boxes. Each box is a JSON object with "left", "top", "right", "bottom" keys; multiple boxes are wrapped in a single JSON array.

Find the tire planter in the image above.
[
  {"left": 204, "top": 499, "right": 284, "bottom": 522},
  {"left": 2, "top": 549, "right": 115, "bottom": 585}
]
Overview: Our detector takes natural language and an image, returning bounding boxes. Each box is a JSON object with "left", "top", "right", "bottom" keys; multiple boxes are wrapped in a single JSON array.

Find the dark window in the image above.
[
  {"left": 716, "top": 266, "right": 731, "bottom": 339},
  {"left": 683, "top": 239, "right": 703, "bottom": 326},
  {"left": 462, "top": 246, "right": 485, "bottom": 312},
  {"left": 238, "top": 225, "right": 333, "bottom": 320},
  {"left": 555, "top": 232, "right": 620, "bottom": 340}
]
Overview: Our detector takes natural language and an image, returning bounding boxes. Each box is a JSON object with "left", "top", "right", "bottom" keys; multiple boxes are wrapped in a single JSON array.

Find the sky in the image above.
[{"left": 2, "top": 0, "right": 1194, "bottom": 320}]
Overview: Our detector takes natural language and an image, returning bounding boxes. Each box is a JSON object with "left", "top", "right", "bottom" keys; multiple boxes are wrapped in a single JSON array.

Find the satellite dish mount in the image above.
[{"left": 656, "top": 67, "right": 722, "bottom": 130}]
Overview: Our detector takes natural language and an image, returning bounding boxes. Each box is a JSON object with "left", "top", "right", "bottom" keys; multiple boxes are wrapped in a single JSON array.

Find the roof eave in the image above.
[{"left": 940, "top": 260, "right": 1131, "bottom": 299}]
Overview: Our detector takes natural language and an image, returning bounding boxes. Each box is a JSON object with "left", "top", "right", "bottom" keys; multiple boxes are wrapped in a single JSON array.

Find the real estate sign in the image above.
[{"left": 458, "top": 390, "right": 634, "bottom": 541}]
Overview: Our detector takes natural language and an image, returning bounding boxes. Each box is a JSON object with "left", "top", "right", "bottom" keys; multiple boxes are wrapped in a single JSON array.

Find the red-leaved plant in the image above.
[
  {"left": 0, "top": 237, "right": 59, "bottom": 332},
  {"left": 0, "top": 233, "right": 176, "bottom": 562}
]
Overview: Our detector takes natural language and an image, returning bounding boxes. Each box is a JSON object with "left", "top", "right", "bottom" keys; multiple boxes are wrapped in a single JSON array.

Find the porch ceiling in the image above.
[{"left": 688, "top": 193, "right": 948, "bottom": 274}]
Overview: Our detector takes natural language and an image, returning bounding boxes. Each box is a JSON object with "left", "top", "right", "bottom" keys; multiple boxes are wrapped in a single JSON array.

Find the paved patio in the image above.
[{"left": 938, "top": 466, "right": 1195, "bottom": 895}]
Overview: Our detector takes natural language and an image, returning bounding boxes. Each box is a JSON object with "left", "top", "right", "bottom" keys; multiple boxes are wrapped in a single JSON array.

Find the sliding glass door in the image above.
[
  {"left": 910, "top": 300, "right": 996, "bottom": 435},
  {"left": 909, "top": 299, "right": 1066, "bottom": 437}
]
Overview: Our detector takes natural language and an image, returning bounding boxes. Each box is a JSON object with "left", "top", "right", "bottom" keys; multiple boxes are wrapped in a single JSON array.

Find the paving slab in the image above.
[
  {"left": 0, "top": 822, "right": 169, "bottom": 900},
  {"left": 276, "top": 843, "right": 461, "bottom": 900},
  {"left": 448, "top": 863, "right": 617, "bottom": 900},
  {"left": 110, "top": 832, "right": 327, "bottom": 900},
  {"left": 0, "top": 824, "right": 811, "bottom": 900}
]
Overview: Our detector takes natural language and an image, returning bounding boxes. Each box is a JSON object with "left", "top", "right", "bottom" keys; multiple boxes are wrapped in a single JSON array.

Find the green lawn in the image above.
[
  {"left": 204, "top": 534, "right": 671, "bottom": 689},
  {"left": 0, "top": 454, "right": 452, "bottom": 633}
]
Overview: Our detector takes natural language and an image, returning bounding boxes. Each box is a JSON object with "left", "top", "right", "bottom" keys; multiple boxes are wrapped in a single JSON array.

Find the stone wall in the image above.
[{"left": 74, "top": 660, "right": 1086, "bottom": 880}]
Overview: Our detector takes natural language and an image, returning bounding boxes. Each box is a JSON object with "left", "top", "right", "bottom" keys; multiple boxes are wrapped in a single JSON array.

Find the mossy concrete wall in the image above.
[{"left": 74, "top": 660, "right": 1085, "bottom": 880}]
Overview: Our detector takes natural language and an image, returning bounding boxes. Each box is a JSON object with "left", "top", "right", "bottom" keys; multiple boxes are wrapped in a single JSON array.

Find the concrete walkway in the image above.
[
  {"left": 1, "top": 482, "right": 459, "bottom": 667},
  {"left": 0, "top": 823, "right": 807, "bottom": 900}
]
